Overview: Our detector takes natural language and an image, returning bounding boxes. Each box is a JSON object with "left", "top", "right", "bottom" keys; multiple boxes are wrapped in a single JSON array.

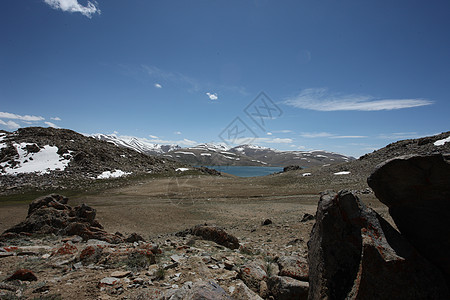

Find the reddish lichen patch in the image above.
[{"left": 53, "top": 242, "right": 78, "bottom": 256}]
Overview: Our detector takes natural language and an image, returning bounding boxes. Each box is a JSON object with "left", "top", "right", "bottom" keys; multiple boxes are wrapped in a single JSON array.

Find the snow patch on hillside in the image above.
[
  {"left": 434, "top": 136, "right": 450, "bottom": 146},
  {"left": 175, "top": 151, "right": 196, "bottom": 156},
  {"left": 97, "top": 170, "right": 131, "bottom": 179},
  {"left": 1, "top": 143, "right": 71, "bottom": 175},
  {"left": 334, "top": 171, "right": 351, "bottom": 175}
]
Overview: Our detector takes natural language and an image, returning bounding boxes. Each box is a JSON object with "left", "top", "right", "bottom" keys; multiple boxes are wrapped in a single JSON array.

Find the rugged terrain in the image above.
[
  {"left": 0, "top": 130, "right": 449, "bottom": 299},
  {"left": 92, "top": 134, "right": 354, "bottom": 167}
]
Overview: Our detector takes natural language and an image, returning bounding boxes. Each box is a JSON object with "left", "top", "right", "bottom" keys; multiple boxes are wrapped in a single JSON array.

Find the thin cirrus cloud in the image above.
[
  {"left": 226, "top": 137, "right": 293, "bottom": 145},
  {"left": 51, "top": 117, "right": 62, "bottom": 121},
  {"left": 284, "top": 88, "right": 433, "bottom": 111},
  {"left": 154, "top": 83, "right": 162, "bottom": 88},
  {"left": 44, "top": 0, "right": 101, "bottom": 18},
  {"left": 206, "top": 92, "right": 218, "bottom": 101}
]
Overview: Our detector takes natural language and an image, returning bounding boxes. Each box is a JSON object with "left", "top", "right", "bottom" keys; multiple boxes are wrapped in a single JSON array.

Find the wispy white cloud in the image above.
[
  {"left": 273, "top": 130, "right": 293, "bottom": 133},
  {"left": 149, "top": 135, "right": 159, "bottom": 139},
  {"left": 44, "top": 121, "right": 60, "bottom": 128},
  {"left": 0, "top": 120, "right": 20, "bottom": 129},
  {"left": 206, "top": 92, "right": 218, "bottom": 100},
  {"left": 50, "top": 117, "right": 61, "bottom": 121},
  {"left": 284, "top": 88, "right": 433, "bottom": 111},
  {"left": 0, "top": 112, "right": 44, "bottom": 122},
  {"left": 266, "top": 132, "right": 273, "bottom": 135},
  {"left": 44, "top": 0, "right": 101, "bottom": 18},
  {"left": 174, "top": 131, "right": 182, "bottom": 135},
  {"left": 154, "top": 83, "right": 162, "bottom": 88},
  {"left": 300, "top": 132, "right": 334, "bottom": 138},
  {"left": 300, "top": 132, "right": 366, "bottom": 139}
]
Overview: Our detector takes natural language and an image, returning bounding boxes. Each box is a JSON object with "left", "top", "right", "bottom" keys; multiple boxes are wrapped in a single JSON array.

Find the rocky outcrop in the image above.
[
  {"left": 368, "top": 154, "right": 450, "bottom": 287},
  {"left": 1, "top": 194, "right": 138, "bottom": 244},
  {"left": 308, "top": 190, "right": 449, "bottom": 299}
]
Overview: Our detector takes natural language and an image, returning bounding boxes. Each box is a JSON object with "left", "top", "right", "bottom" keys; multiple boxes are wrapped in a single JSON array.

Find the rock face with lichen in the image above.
[
  {"left": 308, "top": 190, "right": 449, "bottom": 300},
  {"left": 368, "top": 153, "right": 450, "bottom": 289}
]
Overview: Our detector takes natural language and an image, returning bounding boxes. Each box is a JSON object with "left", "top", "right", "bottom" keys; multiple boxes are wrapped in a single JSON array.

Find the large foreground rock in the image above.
[
  {"left": 308, "top": 190, "right": 449, "bottom": 299},
  {"left": 368, "top": 154, "right": 450, "bottom": 286},
  {"left": 1, "top": 194, "right": 136, "bottom": 244}
]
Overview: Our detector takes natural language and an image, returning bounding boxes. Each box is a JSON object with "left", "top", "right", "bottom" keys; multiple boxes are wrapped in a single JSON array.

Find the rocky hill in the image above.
[
  {"left": 280, "top": 131, "right": 450, "bottom": 191},
  {"left": 0, "top": 127, "right": 203, "bottom": 194}
]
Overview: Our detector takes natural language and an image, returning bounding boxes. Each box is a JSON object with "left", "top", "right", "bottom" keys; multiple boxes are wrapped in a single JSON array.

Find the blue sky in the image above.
[{"left": 1, "top": 0, "right": 449, "bottom": 157}]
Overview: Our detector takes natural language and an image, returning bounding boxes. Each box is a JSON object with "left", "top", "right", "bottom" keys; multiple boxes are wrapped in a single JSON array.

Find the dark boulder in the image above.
[
  {"left": 283, "top": 165, "right": 302, "bottom": 172},
  {"left": 7, "top": 269, "right": 37, "bottom": 282},
  {"left": 300, "top": 213, "right": 315, "bottom": 222},
  {"left": 308, "top": 190, "right": 449, "bottom": 299},
  {"left": 368, "top": 154, "right": 450, "bottom": 287},
  {"left": 189, "top": 224, "right": 239, "bottom": 250},
  {"left": 261, "top": 219, "right": 272, "bottom": 226},
  {"left": 125, "top": 232, "right": 145, "bottom": 243}
]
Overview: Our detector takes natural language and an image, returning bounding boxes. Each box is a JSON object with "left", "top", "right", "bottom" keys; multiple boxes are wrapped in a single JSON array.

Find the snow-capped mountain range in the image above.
[
  {"left": 90, "top": 134, "right": 355, "bottom": 167},
  {"left": 91, "top": 134, "right": 181, "bottom": 155}
]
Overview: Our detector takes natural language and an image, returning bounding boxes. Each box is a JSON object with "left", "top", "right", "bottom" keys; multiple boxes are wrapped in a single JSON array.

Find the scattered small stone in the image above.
[
  {"left": 111, "top": 271, "right": 131, "bottom": 278},
  {"left": 170, "top": 254, "right": 183, "bottom": 263},
  {"left": 32, "top": 285, "right": 50, "bottom": 293},
  {"left": 262, "top": 219, "right": 272, "bottom": 226},
  {"left": 300, "top": 213, "right": 315, "bottom": 222},
  {"left": 224, "top": 260, "right": 235, "bottom": 270},
  {"left": 133, "top": 278, "right": 145, "bottom": 284},
  {"left": 164, "top": 262, "right": 179, "bottom": 270},
  {"left": 99, "top": 277, "right": 120, "bottom": 286}
]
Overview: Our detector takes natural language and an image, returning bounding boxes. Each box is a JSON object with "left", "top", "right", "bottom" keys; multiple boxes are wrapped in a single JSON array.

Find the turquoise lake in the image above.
[{"left": 200, "top": 166, "right": 284, "bottom": 177}]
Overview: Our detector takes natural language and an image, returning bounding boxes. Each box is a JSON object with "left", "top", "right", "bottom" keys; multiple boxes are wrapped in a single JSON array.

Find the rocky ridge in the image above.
[
  {"left": 91, "top": 134, "right": 354, "bottom": 168},
  {"left": 278, "top": 131, "right": 450, "bottom": 192}
]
